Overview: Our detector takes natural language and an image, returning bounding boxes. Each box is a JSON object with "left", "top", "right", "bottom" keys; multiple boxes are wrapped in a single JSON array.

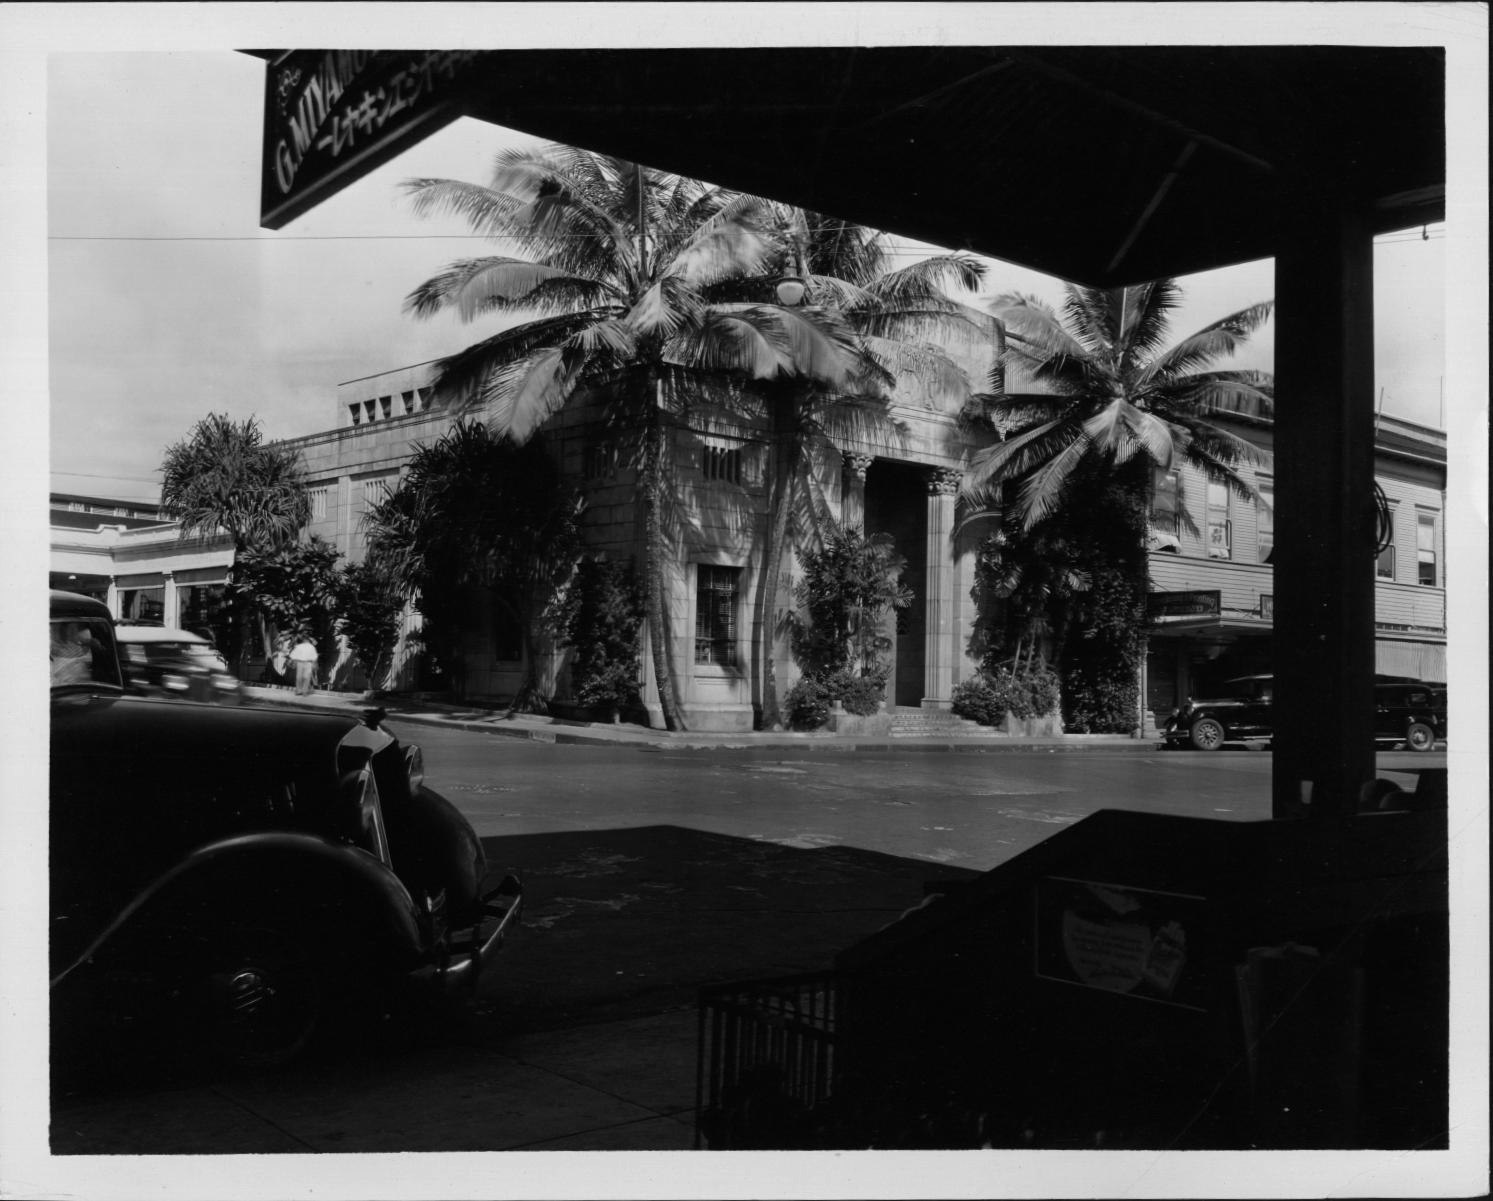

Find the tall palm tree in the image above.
[
  {"left": 963, "top": 280, "right": 1274, "bottom": 529},
  {"left": 701, "top": 209, "right": 990, "bottom": 727},
  {"left": 961, "top": 280, "right": 1274, "bottom": 731},
  {"left": 365, "top": 421, "right": 583, "bottom": 714},
  {"left": 160, "top": 413, "right": 310, "bottom": 671},
  {"left": 402, "top": 146, "right": 861, "bottom": 730}
]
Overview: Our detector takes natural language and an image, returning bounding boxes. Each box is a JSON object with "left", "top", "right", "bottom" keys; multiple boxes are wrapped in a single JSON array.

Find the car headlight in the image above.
[{"left": 404, "top": 744, "right": 425, "bottom": 795}]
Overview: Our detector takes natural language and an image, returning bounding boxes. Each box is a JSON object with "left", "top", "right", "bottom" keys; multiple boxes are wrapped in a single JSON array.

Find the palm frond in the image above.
[
  {"left": 403, "top": 258, "right": 610, "bottom": 322},
  {"left": 1117, "top": 279, "right": 1183, "bottom": 370},
  {"left": 961, "top": 417, "right": 1078, "bottom": 504},
  {"left": 1172, "top": 416, "right": 1274, "bottom": 474},
  {"left": 484, "top": 343, "right": 594, "bottom": 444},
  {"left": 1013, "top": 431, "right": 1094, "bottom": 529},
  {"left": 1136, "top": 301, "right": 1274, "bottom": 386},
  {"left": 1165, "top": 370, "right": 1275, "bottom": 419}
]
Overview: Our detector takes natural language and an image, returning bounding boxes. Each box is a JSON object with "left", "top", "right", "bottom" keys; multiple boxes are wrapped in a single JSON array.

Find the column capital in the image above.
[
  {"left": 844, "top": 454, "right": 874, "bottom": 481},
  {"left": 926, "top": 467, "right": 962, "bottom": 496}
]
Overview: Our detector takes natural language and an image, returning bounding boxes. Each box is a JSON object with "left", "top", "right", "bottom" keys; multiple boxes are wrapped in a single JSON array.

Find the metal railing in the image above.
[{"left": 695, "top": 971, "right": 839, "bottom": 1149}]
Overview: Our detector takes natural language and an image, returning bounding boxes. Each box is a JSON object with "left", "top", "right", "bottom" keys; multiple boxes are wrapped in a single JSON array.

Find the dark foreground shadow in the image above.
[
  {"left": 51, "top": 825, "right": 972, "bottom": 1151},
  {"left": 469, "top": 825, "right": 975, "bottom": 1036}
]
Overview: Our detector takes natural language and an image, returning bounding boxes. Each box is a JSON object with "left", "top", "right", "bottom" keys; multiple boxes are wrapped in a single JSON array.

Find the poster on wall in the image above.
[{"left": 1034, "top": 876, "right": 1209, "bottom": 1011}]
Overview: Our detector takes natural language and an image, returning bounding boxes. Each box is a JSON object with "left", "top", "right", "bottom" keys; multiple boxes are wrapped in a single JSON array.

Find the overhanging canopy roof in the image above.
[{"left": 252, "top": 45, "right": 1445, "bottom": 284}]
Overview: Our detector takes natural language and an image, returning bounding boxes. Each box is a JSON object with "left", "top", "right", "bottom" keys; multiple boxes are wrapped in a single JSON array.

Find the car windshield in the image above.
[
  {"left": 122, "top": 641, "right": 232, "bottom": 672},
  {"left": 50, "top": 617, "right": 123, "bottom": 689}
]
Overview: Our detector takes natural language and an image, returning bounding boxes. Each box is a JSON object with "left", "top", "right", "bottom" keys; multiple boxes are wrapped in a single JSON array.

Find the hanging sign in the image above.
[
  {"left": 1146, "top": 590, "right": 1221, "bottom": 620},
  {"left": 257, "top": 50, "right": 483, "bottom": 229}
]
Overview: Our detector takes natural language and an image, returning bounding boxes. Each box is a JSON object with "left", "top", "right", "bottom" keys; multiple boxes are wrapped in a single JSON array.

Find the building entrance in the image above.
[{"left": 864, "top": 460, "right": 928, "bottom": 709}]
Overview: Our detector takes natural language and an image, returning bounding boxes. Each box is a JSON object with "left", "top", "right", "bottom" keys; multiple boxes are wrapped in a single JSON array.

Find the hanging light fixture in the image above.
[{"left": 775, "top": 275, "right": 808, "bottom": 306}]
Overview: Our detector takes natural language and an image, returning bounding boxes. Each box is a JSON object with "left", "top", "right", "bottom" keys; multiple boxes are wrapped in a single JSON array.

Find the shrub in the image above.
[
  {"left": 951, "top": 675, "right": 1008, "bottom": 726},
  {"left": 564, "top": 558, "right": 644, "bottom": 717},
  {"left": 784, "top": 677, "right": 834, "bottom": 730},
  {"left": 835, "top": 672, "right": 885, "bottom": 717}
]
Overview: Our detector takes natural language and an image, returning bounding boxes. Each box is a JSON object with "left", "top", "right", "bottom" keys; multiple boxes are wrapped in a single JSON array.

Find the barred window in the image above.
[
  {"left": 694, "top": 565, "right": 740, "bottom": 666},
  {"left": 703, "top": 443, "right": 742, "bottom": 485},
  {"left": 584, "top": 442, "right": 617, "bottom": 481},
  {"left": 362, "top": 477, "right": 391, "bottom": 507},
  {"left": 308, "top": 486, "right": 330, "bottom": 521}
]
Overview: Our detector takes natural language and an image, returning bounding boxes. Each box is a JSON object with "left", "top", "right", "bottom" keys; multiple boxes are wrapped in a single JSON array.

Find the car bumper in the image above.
[{"left": 413, "top": 874, "right": 523, "bottom": 990}]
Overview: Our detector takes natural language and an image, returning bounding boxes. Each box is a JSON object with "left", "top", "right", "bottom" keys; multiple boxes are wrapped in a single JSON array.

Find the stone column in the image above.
[
  {"left": 106, "top": 575, "right": 119, "bottom": 621},
  {"left": 922, "top": 468, "right": 961, "bottom": 709},
  {"left": 842, "top": 455, "right": 873, "bottom": 532},
  {"left": 162, "top": 570, "right": 178, "bottom": 628}
]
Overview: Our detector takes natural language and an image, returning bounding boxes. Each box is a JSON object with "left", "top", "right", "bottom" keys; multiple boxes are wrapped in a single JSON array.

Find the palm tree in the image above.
[
  {"left": 961, "top": 279, "right": 1274, "bottom": 731},
  {"left": 402, "top": 146, "right": 862, "bottom": 730},
  {"left": 160, "top": 412, "right": 310, "bottom": 671},
  {"left": 705, "top": 209, "right": 990, "bottom": 727},
  {"left": 160, "top": 413, "right": 310, "bottom": 550},
  {"left": 365, "top": 420, "right": 583, "bottom": 714},
  {"left": 963, "top": 280, "right": 1274, "bottom": 529}
]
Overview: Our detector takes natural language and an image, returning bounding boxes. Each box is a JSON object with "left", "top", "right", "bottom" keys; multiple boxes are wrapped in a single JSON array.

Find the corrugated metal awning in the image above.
[{"left": 1375, "top": 639, "right": 1446, "bottom": 683}]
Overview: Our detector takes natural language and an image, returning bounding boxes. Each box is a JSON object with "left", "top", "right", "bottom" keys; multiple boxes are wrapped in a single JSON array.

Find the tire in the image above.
[
  {"left": 1405, "top": 721, "right": 1436, "bottom": 752},
  {"left": 1189, "top": 717, "right": 1226, "bottom": 751},
  {"left": 177, "top": 919, "right": 325, "bottom": 1070}
]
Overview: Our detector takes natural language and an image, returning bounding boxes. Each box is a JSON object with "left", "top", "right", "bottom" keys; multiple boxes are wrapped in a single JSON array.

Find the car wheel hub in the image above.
[{"left": 225, "top": 969, "right": 276, "bottom": 1021}]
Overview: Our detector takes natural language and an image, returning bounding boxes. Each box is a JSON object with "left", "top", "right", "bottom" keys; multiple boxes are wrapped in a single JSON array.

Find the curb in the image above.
[{"left": 239, "top": 686, "right": 1159, "bottom": 753}]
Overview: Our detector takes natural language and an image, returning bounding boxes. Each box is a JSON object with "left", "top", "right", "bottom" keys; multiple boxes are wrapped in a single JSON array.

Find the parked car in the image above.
[
  {"left": 1372, "top": 680, "right": 1447, "bottom": 752},
  {"left": 114, "top": 623, "right": 243, "bottom": 705},
  {"left": 1162, "top": 673, "right": 1276, "bottom": 750},
  {"left": 49, "top": 590, "right": 522, "bottom": 1070},
  {"left": 1162, "top": 673, "right": 1447, "bottom": 752}
]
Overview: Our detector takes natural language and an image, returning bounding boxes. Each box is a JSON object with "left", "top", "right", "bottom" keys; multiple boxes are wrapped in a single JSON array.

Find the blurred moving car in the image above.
[
  {"left": 1162, "top": 673, "right": 1447, "bottom": 752},
  {"left": 49, "top": 590, "right": 522, "bottom": 1070},
  {"left": 114, "top": 624, "right": 243, "bottom": 704}
]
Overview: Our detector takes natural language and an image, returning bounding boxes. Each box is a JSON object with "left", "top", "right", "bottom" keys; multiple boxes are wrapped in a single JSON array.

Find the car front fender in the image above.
[{"left": 51, "top": 832, "right": 427, "bottom": 988}]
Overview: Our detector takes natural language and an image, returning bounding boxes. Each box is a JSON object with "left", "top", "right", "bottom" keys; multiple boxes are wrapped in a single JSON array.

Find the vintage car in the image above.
[
  {"left": 1162, "top": 673, "right": 1446, "bottom": 752},
  {"left": 49, "top": 590, "right": 521, "bottom": 1069},
  {"left": 114, "top": 623, "right": 244, "bottom": 704}
]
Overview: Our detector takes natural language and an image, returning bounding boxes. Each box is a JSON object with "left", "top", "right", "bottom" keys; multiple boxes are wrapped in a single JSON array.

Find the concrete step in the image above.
[{"left": 888, "top": 710, "right": 997, "bottom": 738}]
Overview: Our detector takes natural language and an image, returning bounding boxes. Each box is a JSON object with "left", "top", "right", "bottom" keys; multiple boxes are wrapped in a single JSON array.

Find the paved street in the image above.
[{"left": 50, "top": 730, "right": 1441, "bottom": 1154}]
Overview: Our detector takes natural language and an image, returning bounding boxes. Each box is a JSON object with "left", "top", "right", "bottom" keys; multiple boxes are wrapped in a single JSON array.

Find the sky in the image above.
[
  {"left": 3, "top": 7, "right": 1488, "bottom": 1201},
  {"left": 34, "top": 45, "right": 1447, "bottom": 508}
]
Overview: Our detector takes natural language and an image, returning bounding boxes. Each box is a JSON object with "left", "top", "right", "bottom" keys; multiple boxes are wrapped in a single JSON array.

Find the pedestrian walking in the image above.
[
  {"left": 268, "top": 635, "right": 292, "bottom": 687},
  {"left": 290, "top": 632, "right": 319, "bottom": 696}
]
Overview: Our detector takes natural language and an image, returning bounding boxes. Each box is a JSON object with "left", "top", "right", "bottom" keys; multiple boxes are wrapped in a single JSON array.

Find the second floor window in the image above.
[
  {"left": 1417, "top": 512, "right": 1437, "bottom": 586},
  {"left": 1206, "top": 480, "right": 1231, "bottom": 560},
  {"left": 1151, "top": 468, "right": 1181, "bottom": 536},
  {"left": 703, "top": 443, "right": 743, "bottom": 485},
  {"left": 1256, "top": 480, "right": 1274, "bottom": 564},
  {"left": 694, "top": 564, "right": 740, "bottom": 666}
]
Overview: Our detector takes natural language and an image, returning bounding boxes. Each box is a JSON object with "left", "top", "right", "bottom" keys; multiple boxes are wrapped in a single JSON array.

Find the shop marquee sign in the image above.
[
  {"left": 1145, "top": 590, "right": 1221, "bottom": 620},
  {"left": 258, "top": 50, "right": 482, "bottom": 229}
]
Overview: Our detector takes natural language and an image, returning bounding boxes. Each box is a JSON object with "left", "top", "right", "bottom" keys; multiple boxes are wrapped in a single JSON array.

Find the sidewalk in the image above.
[{"left": 240, "top": 684, "right": 1157, "bottom": 753}]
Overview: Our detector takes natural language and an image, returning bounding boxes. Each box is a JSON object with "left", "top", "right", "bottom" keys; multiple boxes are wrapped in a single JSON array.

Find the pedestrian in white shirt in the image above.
[{"left": 290, "top": 633, "right": 319, "bottom": 696}]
